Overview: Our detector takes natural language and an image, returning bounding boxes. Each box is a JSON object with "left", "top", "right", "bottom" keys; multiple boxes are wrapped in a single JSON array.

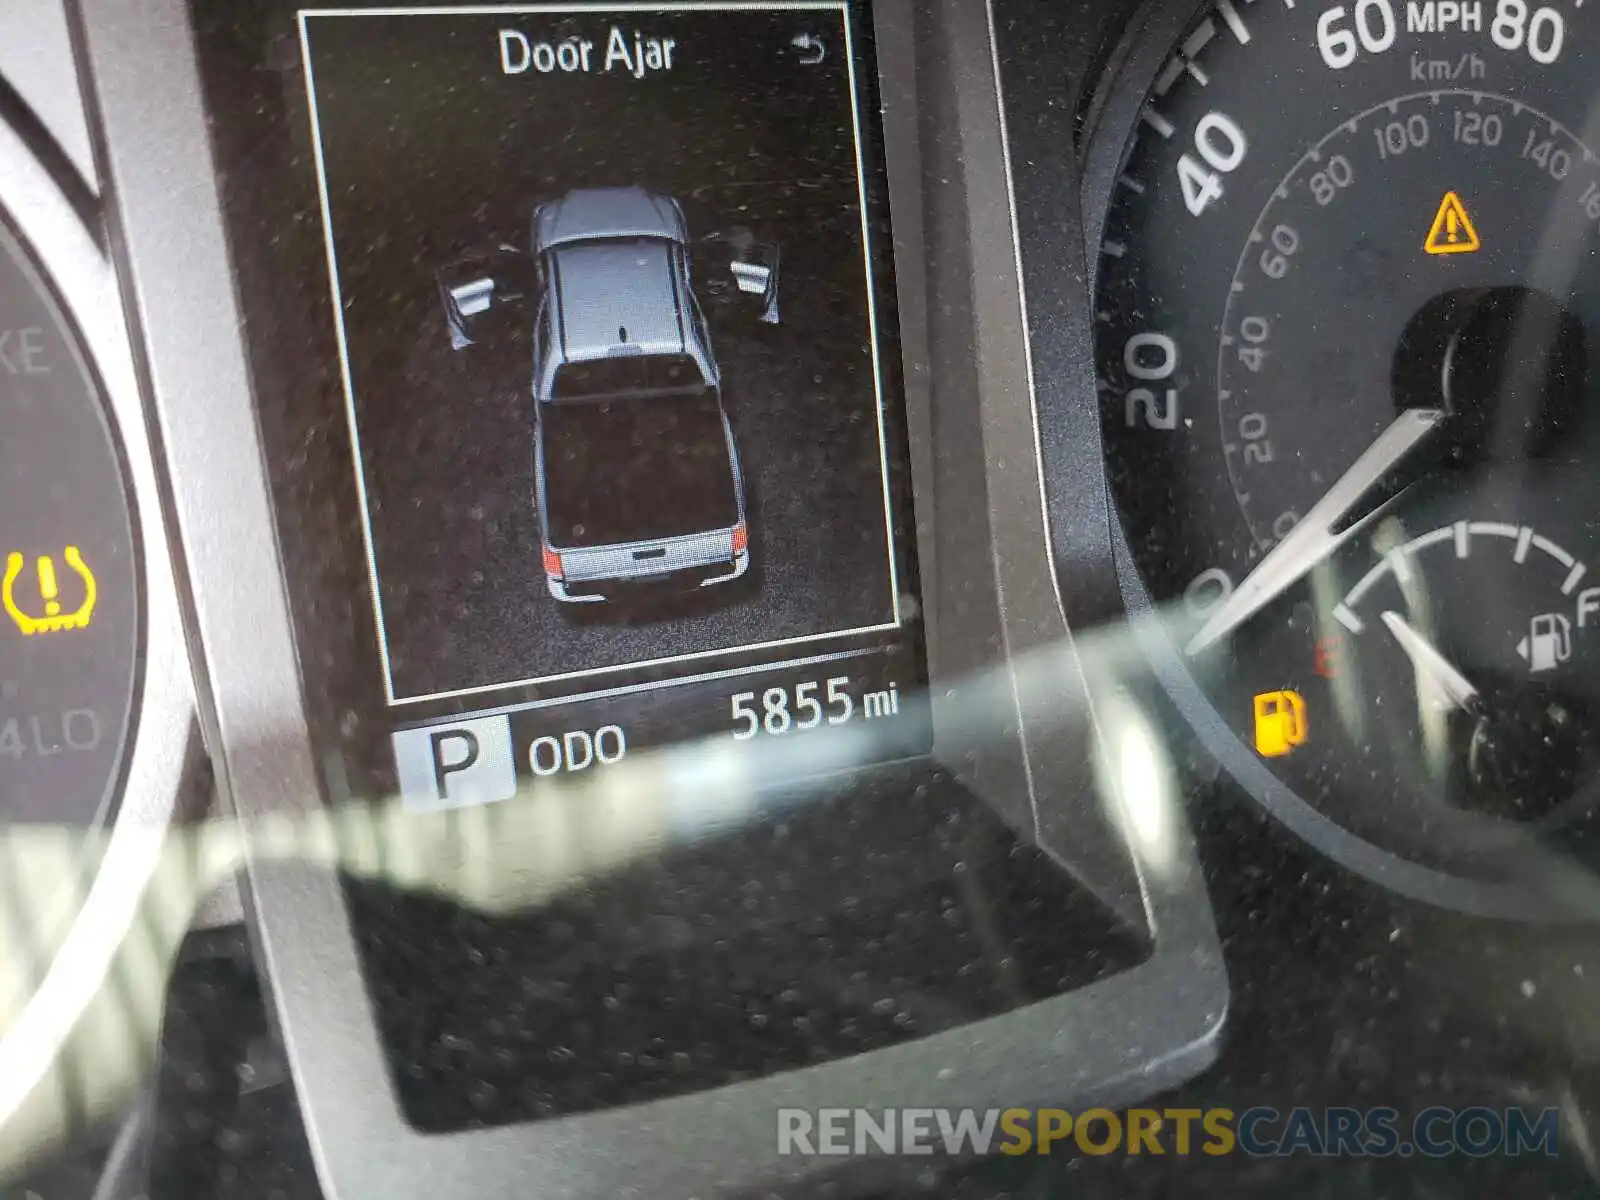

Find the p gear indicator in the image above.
[
  {"left": 3, "top": 547, "right": 98, "bottom": 635},
  {"left": 1424, "top": 191, "right": 1481, "bottom": 255}
]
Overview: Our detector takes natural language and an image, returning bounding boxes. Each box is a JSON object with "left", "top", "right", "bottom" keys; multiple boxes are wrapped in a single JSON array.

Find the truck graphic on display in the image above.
[{"left": 438, "top": 186, "right": 779, "bottom": 603}]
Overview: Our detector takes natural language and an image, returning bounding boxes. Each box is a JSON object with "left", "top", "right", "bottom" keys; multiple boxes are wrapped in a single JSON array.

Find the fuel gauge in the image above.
[{"left": 1327, "top": 514, "right": 1600, "bottom": 832}]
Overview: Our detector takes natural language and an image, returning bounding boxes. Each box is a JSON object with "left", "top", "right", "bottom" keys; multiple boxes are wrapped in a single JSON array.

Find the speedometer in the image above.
[{"left": 1092, "top": 0, "right": 1600, "bottom": 913}]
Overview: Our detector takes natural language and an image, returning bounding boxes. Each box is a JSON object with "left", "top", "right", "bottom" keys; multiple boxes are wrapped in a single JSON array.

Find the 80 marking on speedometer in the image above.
[{"left": 1319, "top": 0, "right": 1565, "bottom": 71}]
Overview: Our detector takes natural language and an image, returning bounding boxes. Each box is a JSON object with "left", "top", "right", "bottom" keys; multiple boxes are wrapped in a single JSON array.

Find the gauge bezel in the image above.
[
  {"left": 1063, "top": 0, "right": 1600, "bottom": 920},
  {"left": 79, "top": 0, "right": 1228, "bottom": 1193},
  {"left": 0, "top": 113, "right": 190, "bottom": 1126}
]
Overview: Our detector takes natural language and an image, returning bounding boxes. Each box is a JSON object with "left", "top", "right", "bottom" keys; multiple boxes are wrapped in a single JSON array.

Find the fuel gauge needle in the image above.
[
  {"left": 1185, "top": 407, "right": 1445, "bottom": 656},
  {"left": 1380, "top": 610, "right": 1480, "bottom": 712}
]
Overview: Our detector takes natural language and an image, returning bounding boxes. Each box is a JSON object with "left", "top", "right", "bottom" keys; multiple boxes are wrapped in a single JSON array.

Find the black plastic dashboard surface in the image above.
[
  {"left": 73, "top": 0, "right": 1229, "bottom": 1193},
  {"left": 11, "top": 0, "right": 1600, "bottom": 1190},
  {"left": 176, "top": 0, "right": 1147, "bottom": 1132},
  {"left": 345, "top": 768, "right": 1148, "bottom": 1131}
]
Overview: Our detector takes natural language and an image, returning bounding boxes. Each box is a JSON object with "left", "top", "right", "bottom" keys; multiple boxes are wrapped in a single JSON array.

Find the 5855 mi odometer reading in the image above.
[{"left": 1095, "top": 0, "right": 1600, "bottom": 912}]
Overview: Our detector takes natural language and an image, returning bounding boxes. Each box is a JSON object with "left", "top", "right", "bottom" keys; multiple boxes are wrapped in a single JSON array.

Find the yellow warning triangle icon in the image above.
[{"left": 1424, "top": 191, "right": 1481, "bottom": 256}]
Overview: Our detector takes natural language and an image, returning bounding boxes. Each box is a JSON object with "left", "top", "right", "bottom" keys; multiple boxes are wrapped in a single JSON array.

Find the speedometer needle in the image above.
[
  {"left": 1185, "top": 407, "right": 1445, "bottom": 655},
  {"left": 1380, "top": 610, "right": 1480, "bottom": 712}
]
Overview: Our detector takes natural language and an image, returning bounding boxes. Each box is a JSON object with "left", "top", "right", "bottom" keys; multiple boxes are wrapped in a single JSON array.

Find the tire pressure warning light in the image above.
[
  {"left": 1253, "top": 690, "right": 1308, "bottom": 758},
  {"left": 3, "top": 548, "right": 98, "bottom": 635}
]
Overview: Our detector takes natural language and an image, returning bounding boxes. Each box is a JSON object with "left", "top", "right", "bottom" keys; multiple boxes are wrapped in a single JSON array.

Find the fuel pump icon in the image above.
[
  {"left": 1253, "top": 689, "right": 1308, "bottom": 758},
  {"left": 3, "top": 547, "right": 97, "bottom": 635},
  {"left": 1517, "top": 613, "right": 1571, "bottom": 674}
]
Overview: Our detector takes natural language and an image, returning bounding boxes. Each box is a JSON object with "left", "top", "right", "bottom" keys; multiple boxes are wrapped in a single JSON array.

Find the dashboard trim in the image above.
[
  {"left": 0, "top": 110, "right": 189, "bottom": 1140},
  {"left": 77, "top": 0, "right": 1230, "bottom": 1193},
  {"left": 0, "top": 0, "right": 99, "bottom": 196}
]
